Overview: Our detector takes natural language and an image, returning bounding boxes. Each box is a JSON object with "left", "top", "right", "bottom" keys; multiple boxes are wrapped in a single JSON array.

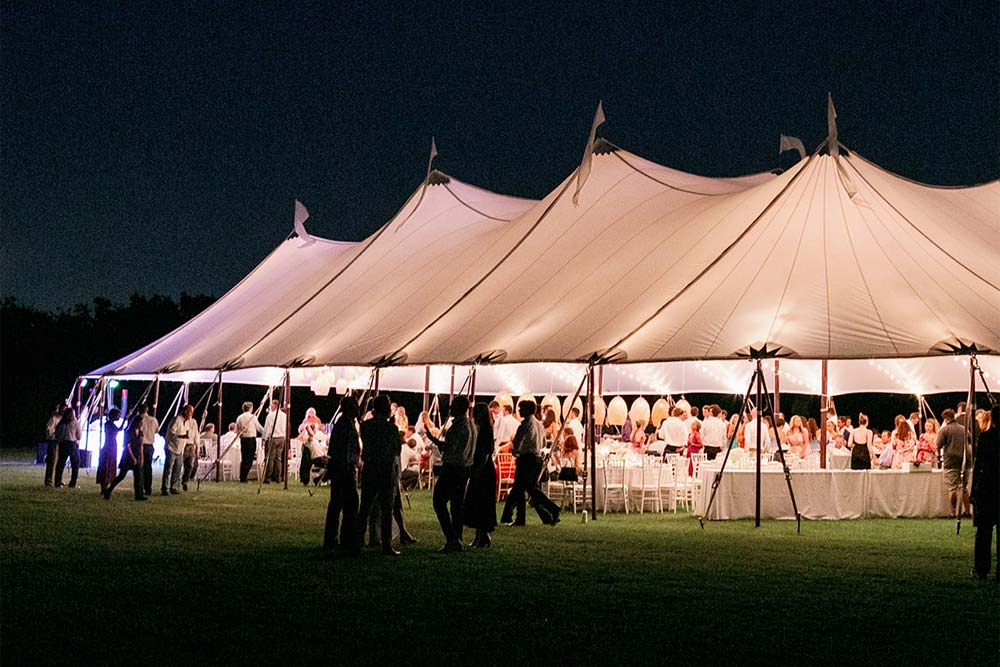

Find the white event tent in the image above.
[{"left": 87, "top": 107, "right": 1000, "bottom": 403}]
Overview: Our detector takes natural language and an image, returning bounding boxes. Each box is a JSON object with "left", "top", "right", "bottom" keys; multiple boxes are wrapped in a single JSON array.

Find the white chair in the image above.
[
  {"left": 657, "top": 461, "right": 678, "bottom": 512},
  {"left": 668, "top": 456, "right": 694, "bottom": 512},
  {"left": 628, "top": 458, "right": 662, "bottom": 513},
  {"left": 602, "top": 455, "right": 629, "bottom": 514}
]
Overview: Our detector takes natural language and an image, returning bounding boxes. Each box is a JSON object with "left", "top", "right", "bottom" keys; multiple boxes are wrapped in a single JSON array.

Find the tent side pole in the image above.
[
  {"left": 216, "top": 372, "right": 223, "bottom": 482},
  {"left": 819, "top": 359, "right": 828, "bottom": 470},
  {"left": 422, "top": 366, "right": 430, "bottom": 413},
  {"left": 449, "top": 365, "right": 455, "bottom": 403},
  {"left": 773, "top": 360, "right": 780, "bottom": 418},
  {"left": 283, "top": 370, "right": 291, "bottom": 490},
  {"left": 754, "top": 361, "right": 762, "bottom": 528},
  {"left": 469, "top": 366, "right": 477, "bottom": 405},
  {"left": 152, "top": 375, "right": 161, "bottom": 418},
  {"left": 583, "top": 366, "right": 597, "bottom": 521}
]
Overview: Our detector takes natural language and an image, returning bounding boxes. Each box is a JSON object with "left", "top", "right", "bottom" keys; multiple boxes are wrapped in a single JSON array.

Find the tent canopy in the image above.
[{"left": 90, "top": 130, "right": 999, "bottom": 396}]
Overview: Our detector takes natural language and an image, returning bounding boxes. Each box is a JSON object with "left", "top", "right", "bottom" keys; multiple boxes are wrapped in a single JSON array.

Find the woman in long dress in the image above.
[{"left": 464, "top": 403, "right": 497, "bottom": 548}]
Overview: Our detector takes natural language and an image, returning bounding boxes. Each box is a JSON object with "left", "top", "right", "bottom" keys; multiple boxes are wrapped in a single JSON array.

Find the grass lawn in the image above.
[{"left": 2, "top": 461, "right": 997, "bottom": 666}]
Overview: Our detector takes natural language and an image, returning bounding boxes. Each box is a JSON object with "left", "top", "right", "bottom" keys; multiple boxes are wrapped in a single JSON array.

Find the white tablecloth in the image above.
[{"left": 696, "top": 467, "right": 949, "bottom": 520}]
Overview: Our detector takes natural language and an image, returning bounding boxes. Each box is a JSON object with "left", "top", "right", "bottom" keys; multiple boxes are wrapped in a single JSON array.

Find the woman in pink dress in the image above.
[
  {"left": 916, "top": 418, "right": 939, "bottom": 464},
  {"left": 631, "top": 420, "right": 647, "bottom": 452}
]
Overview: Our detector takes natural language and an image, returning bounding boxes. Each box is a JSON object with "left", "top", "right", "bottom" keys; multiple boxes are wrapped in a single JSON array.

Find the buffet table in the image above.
[{"left": 695, "top": 466, "right": 950, "bottom": 520}]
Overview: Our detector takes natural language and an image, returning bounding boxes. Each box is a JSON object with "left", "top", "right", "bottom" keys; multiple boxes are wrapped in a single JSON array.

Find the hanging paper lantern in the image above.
[
  {"left": 492, "top": 390, "right": 513, "bottom": 410},
  {"left": 629, "top": 396, "right": 651, "bottom": 425},
  {"left": 541, "top": 393, "right": 560, "bottom": 416},
  {"left": 675, "top": 396, "right": 691, "bottom": 417},
  {"left": 593, "top": 396, "right": 606, "bottom": 425},
  {"left": 561, "top": 394, "right": 584, "bottom": 420},
  {"left": 311, "top": 376, "right": 331, "bottom": 397},
  {"left": 606, "top": 396, "right": 628, "bottom": 426},
  {"left": 650, "top": 398, "right": 671, "bottom": 427},
  {"left": 516, "top": 394, "right": 537, "bottom": 409}
]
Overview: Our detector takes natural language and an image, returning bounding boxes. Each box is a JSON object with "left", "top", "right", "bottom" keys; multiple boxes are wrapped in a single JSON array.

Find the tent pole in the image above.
[
  {"left": 819, "top": 359, "right": 828, "bottom": 470},
  {"left": 755, "top": 360, "right": 762, "bottom": 528},
  {"left": 283, "top": 370, "right": 291, "bottom": 491},
  {"left": 216, "top": 372, "right": 223, "bottom": 483},
  {"left": 152, "top": 375, "right": 161, "bottom": 419},
  {"left": 449, "top": 365, "right": 455, "bottom": 403},
  {"left": 773, "top": 360, "right": 781, "bottom": 418},
  {"left": 423, "top": 365, "right": 430, "bottom": 413},
  {"left": 469, "top": 366, "right": 478, "bottom": 405},
  {"left": 75, "top": 377, "right": 82, "bottom": 417},
  {"left": 597, "top": 365, "right": 604, "bottom": 439},
  {"left": 374, "top": 367, "right": 381, "bottom": 394},
  {"left": 584, "top": 366, "right": 597, "bottom": 521}
]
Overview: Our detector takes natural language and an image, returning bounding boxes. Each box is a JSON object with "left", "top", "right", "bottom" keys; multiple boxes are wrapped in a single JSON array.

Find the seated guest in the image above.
[
  {"left": 200, "top": 423, "right": 219, "bottom": 458},
  {"left": 621, "top": 415, "right": 634, "bottom": 443},
  {"left": 806, "top": 418, "right": 821, "bottom": 454},
  {"left": 631, "top": 420, "right": 647, "bottom": 451},
  {"left": 891, "top": 420, "right": 917, "bottom": 470},
  {"left": 300, "top": 421, "right": 329, "bottom": 486},
  {"left": 877, "top": 432, "right": 895, "bottom": 469},
  {"left": 399, "top": 427, "right": 421, "bottom": 490},
  {"left": 558, "top": 427, "right": 581, "bottom": 482},
  {"left": 916, "top": 418, "right": 939, "bottom": 464},
  {"left": 785, "top": 416, "right": 808, "bottom": 460}
]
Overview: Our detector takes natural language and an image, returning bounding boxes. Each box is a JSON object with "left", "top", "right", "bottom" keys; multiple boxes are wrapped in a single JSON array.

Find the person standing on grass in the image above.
[
  {"left": 262, "top": 400, "right": 287, "bottom": 484},
  {"left": 938, "top": 409, "right": 972, "bottom": 518},
  {"left": 44, "top": 402, "right": 66, "bottom": 487},
  {"left": 163, "top": 405, "right": 194, "bottom": 495},
  {"left": 97, "top": 408, "right": 122, "bottom": 491},
  {"left": 103, "top": 416, "right": 146, "bottom": 501},
  {"left": 53, "top": 407, "right": 82, "bottom": 488},
  {"left": 500, "top": 400, "right": 561, "bottom": 527},
  {"left": 139, "top": 405, "right": 159, "bottom": 497},
  {"left": 181, "top": 410, "right": 201, "bottom": 490},
  {"left": 236, "top": 402, "right": 265, "bottom": 483},
  {"left": 465, "top": 403, "right": 498, "bottom": 548},
  {"left": 970, "top": 406, "right": 999, "bottom": 582},
  {"left": 324, "top": 397, "right": 360, "bottom": 556},
  {"left": 355, "top": 395, "right": 404, "bottom": 556},
  {"left": 423, "top": 395, "right": 475, "bottom": 553}
]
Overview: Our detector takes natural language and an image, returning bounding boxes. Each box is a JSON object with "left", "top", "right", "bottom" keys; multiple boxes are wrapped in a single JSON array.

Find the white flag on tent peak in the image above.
[
  {"left": 293, "top": 200, "right": 314, "bottom": 243},
  {"left": 572, "top": 101, "right": 606, "bottom": 206},
  {"left": 779, "top": 134, "right": 807, "bottom": 160},
  {"left": 426, "top": 137, "right": 438, "bottom": 178}
]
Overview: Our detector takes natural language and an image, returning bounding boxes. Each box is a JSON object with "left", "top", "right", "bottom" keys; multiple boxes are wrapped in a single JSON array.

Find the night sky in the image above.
[{"left": 3, "top": 2, "right": 998, "bottom": 312}]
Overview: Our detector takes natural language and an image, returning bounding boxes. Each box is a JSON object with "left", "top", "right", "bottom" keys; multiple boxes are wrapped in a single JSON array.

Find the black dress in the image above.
[
  {"left": 849, "top": 429, "right": 872, "bottom": 470},
  {"left": 463, "top": 422, "right": 497, "bottom": 532}
]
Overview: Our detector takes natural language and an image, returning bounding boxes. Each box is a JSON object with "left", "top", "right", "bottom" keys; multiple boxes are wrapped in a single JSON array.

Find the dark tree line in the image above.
[{"left": 1, "top": 294, "right": 215, "bottom": 448}]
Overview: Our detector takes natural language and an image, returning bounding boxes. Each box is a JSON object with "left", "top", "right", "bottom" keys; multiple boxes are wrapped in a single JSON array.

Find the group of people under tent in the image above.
[{"left": 40, "top": 389, "right": 1000, "bottom": 581}]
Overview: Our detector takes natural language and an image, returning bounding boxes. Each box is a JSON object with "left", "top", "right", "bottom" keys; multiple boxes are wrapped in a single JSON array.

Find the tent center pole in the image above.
[{"left": 819, "top": 359, "right": 828, "bottom": 470}]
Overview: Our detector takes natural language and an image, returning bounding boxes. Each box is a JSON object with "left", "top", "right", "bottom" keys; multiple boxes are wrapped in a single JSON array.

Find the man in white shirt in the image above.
[
  {"left": 139, "top": 405, "right": 159, "bottom": 497},
  {"left": 700, "top": 405, "right": 727, "bottom": 460},
  {"left": 180, "top": 409, "right": 201, "bottom": 490},
  {"left": 262, "top": 400, "right": 287, "bottom": 484},
  {"left": 565, "top": 407, "right": 584, "bottom": 444},
  {"left": 493, "top": 404, "right": 520, "bottom": 450},
  {"left": 744, "top": 408, "right": 771, "bottom": 455},
  {"left": 163, "top": 404, "right": 196, "bottom": 495},
  {"left": 399, "top": 426, "right": 421, "bottom": 490},
  {"left": 658, "top": 407, "right": 688, "bottom": 454},
  {"left": 236, "top": 402, "right": 264, "bottom": 483}
]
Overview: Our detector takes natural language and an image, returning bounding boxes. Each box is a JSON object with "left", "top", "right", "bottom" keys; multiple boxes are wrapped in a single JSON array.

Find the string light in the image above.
[{"left": 868, "top": 359, "right": 923, "bottom": 395}]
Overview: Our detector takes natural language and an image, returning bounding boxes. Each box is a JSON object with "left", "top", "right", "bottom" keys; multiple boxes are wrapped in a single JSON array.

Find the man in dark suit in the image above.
[{"left": 356, "top": 395, "right": 404, "bottom": 556}]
